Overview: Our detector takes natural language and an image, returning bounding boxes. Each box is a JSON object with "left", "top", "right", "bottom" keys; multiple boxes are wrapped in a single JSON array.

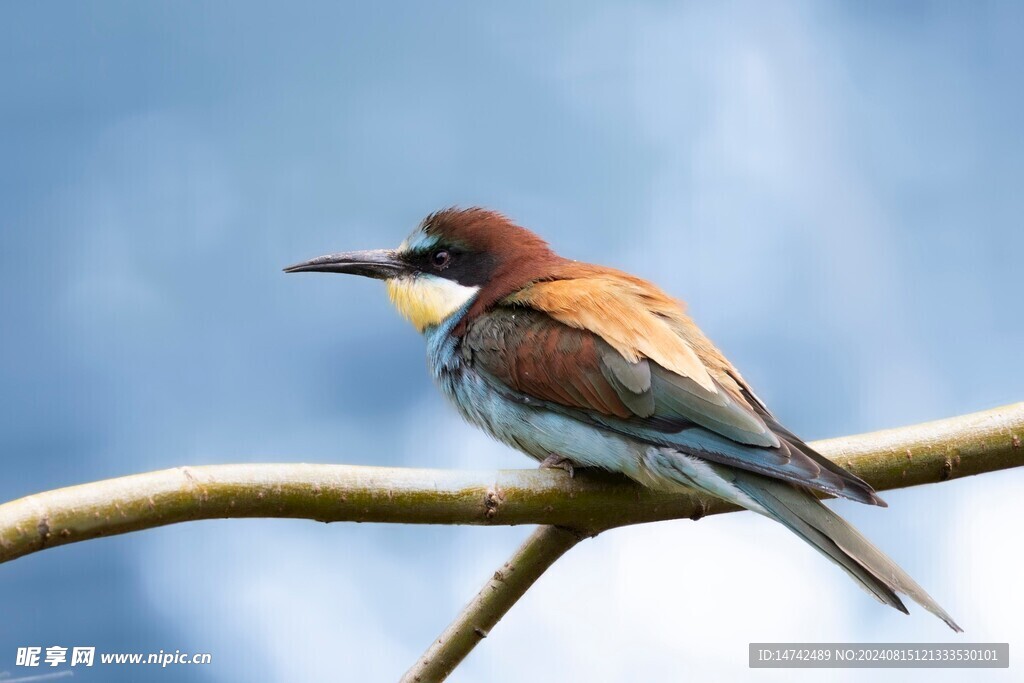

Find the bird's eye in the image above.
[{"left": 431, "top": 250, "right": 451, "bottom": 269}]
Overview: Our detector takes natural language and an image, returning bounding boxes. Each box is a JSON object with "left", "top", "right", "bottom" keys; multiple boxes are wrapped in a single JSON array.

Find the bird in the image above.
[{"left": 285, "top": 207, "right": 960, "bottom": 631}]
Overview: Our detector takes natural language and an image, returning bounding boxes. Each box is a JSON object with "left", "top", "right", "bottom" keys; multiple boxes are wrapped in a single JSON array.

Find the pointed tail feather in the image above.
[{"left": 731, "top": 471, "right": 962, "bottom": 632}]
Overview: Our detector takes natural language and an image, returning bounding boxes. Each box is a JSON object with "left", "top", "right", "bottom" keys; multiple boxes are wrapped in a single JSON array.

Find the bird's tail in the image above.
[{"left": 729, "top": 470, "right": 962, "bottom": 632}]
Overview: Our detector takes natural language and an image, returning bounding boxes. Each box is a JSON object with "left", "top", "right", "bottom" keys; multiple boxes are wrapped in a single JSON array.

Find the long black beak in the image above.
[{"left": 283, "top": 249, "right": 409, "bottom": 279}]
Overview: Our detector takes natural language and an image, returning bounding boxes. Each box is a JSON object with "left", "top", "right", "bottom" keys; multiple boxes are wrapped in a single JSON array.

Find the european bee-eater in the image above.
[{"left": 286, "top": 207, "right": 960, "bottom": 631}]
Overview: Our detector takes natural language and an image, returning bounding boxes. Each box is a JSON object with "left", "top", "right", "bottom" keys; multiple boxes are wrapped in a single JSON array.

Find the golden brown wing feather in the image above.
[{"left": 462, "top": 266, "right": 883, "bottom": 505}]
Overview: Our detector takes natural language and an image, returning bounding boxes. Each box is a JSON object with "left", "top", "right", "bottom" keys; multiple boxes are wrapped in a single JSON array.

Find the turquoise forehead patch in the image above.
[{"left": 398, "top": 225, "right": 441, "bottom": 253}]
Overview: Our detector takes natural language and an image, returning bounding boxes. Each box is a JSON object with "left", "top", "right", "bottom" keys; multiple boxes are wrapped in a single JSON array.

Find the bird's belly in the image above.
[
  {"left": 437, "top": 366, "right": 648, "bottom": 473},
  {"left": 435, "top": 365, "right": 764, "bottom": 510},
  {"left": 425, "top": 331, "right": 759, "bottom": 508}
]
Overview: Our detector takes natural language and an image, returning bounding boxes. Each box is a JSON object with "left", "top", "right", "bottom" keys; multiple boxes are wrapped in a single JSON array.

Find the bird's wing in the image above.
[{"left": 462, "top": 269, "right": 882, "bottom": 505}]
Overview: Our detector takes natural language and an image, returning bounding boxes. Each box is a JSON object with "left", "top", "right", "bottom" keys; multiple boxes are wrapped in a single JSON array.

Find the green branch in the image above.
[
  {"left": 399, "top": 525, "right": 585, "bottom": 683},
  {"left": 1, "top": 403, "right": 1022, "bottom": 568}
]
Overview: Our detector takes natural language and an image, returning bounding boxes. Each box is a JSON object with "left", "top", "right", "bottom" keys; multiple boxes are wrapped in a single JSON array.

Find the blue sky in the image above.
[{"left": 2, "top": 2, "right": 1022, "bottom": 681}]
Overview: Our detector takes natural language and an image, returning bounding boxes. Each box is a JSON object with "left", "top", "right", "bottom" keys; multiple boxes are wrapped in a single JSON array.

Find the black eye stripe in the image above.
[{"left": 402, "top": 247, "right": 496, "bottom": 287}]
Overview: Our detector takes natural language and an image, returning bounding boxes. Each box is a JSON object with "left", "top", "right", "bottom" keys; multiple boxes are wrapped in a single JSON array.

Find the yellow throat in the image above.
[{"left": 385, "top": 275, "right": 480, "bottom": 332}]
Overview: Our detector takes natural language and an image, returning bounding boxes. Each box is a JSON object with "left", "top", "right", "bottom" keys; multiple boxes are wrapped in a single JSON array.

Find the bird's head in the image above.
[{"left": 285, "top": 207, "right": 563, "bottom": 332}]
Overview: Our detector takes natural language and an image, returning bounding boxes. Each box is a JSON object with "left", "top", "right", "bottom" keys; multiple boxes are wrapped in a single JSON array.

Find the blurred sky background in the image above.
[{"left": 2, "top": 2, "right": 1023, "bottom": 681}]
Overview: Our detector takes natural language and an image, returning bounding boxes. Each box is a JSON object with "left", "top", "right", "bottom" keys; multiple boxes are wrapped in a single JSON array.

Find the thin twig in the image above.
[
  {"left": 399, "top": 525, "right": 585, "bottom": 683},
  {"left": 1, "top": 403, "right": 1022, "bottom": 567}
]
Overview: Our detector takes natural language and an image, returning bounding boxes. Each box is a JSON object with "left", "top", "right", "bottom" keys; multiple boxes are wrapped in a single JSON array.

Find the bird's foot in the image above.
[{"left": 539, "top": 453, "right": 576, "bottom": 478}]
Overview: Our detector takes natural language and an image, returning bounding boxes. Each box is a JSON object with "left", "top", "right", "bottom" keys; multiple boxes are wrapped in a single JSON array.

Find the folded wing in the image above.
[{"left": 463, "top": 270, "right": 883, "bottom": 506}]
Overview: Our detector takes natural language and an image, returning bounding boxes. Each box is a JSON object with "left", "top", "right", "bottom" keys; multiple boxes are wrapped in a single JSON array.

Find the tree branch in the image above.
[
  {"left": 398, "top": 525, "right": 585, "bottom": 683},
  {"left": 1, "top": 403, "right": 1022, "bottom": 568}
]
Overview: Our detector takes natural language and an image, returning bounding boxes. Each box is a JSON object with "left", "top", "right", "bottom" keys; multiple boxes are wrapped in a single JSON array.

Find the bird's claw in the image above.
[{"left": 539, "top": 454, "right": 575, "bottom": 478}]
